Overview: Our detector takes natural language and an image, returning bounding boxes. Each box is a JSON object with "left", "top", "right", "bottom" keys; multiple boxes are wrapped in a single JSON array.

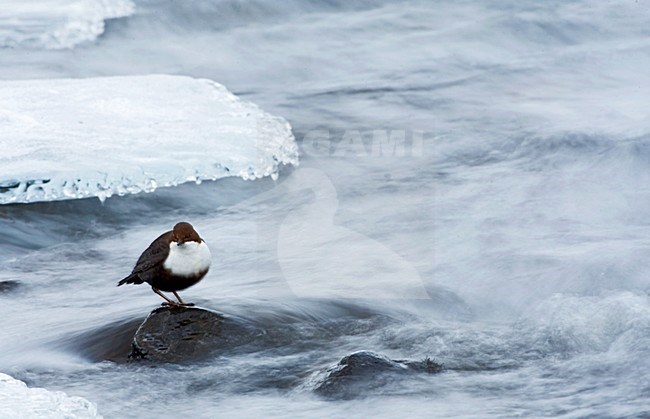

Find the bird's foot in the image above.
[{"left": 179, "top": 302, "right": 195, "bottom": 307}]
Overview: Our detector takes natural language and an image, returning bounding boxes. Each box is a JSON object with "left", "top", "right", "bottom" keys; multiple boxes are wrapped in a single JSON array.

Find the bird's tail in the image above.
[{"left": 117, "top": 273, "right": 143, "bottom": 286}]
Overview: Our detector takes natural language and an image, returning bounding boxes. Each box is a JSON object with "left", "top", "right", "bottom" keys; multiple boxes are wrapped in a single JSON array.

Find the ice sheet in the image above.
[
  {"left": 0, "top": 0, "right": 134, "bottom": 49},
  {"left": 0, "top": 373, "right": 101, "bottom": 418},
  {"left": 0, "top": 74, "right": 298, "bottom": 204}
]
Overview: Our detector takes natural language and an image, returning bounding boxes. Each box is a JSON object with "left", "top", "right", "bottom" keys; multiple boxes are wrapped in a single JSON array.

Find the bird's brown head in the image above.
[{"left": 172, "top": 222, "right": 201, "bottom": 244}]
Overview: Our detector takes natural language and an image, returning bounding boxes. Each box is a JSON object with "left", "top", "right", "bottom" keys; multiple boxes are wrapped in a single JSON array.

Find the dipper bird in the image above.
[{"left": 118, "top": 222, "right": 211, "bottom": 306}]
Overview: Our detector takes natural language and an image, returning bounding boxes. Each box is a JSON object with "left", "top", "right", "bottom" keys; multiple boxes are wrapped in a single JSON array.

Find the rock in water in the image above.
[
  {"left": 130, "top": 306, "right": 260, "bottom": 363},
  {"left": 72, "top": 317, "right": 144, "bottom": 363},
  {"left": 0, "top": 280, "right": 21, "bottom": 294},
  {"left": 312, "top": 350, "right": 442, "bottom": 399}
]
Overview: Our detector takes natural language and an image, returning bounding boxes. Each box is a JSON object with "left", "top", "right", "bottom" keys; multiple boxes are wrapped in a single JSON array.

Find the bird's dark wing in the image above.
[{"left": 131, "top": 231, "right": 173, "bottom": 274}]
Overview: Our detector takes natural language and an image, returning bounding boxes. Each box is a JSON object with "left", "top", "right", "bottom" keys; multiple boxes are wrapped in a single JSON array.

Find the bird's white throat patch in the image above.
[{"left": 163, "top": 241, "right": 211, "bottom": 277}]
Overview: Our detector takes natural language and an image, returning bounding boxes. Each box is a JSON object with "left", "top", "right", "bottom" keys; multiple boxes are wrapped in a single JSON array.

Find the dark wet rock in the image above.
[
  {"left": 70, "top": 317, "right": 145, "bottom": 363},
  {"left": 0, "top": 280, "right": 21, "bottom": 294},
  {"left": 312, "top": 350, "right": 442, "bottom": 399},
  {"left": 130, "top": 306, "right": 262, "bottom": 363}
]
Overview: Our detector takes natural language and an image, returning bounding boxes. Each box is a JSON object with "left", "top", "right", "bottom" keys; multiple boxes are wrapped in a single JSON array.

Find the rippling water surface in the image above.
[{"left": 1, "top": 0, "right": 650, "bottom": 417}]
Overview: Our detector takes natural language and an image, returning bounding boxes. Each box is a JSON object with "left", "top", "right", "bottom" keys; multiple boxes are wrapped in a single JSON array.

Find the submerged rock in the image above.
[
  {"left": 72, "top": 317, "right": 144, "bottom": 363},
  {"left": 130, "top": 306, "right": 261, "bottom": 363},
  {"left": 312, "top": 350, "right": 442, "bottom": 399},
  {"left": 0, "top": 280, "right": 21, "bottom": 294}
]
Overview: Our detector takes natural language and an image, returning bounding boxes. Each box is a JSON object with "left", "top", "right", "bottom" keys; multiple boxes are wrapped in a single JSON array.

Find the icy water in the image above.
[{"left": 2, "top": 0, "right": 650, "bottom": 417}]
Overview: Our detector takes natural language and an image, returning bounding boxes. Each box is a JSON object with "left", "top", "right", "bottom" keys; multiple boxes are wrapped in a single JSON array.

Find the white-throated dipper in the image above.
[{"left": 118, "top": 222, "right": 211, "bottom": 306}]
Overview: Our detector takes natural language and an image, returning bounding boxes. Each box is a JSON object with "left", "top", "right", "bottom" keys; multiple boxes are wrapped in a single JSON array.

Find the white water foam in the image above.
[
  {"left": 0, "top": 0, "right": 134, "bottom": 49},
  {"left": 0, "top": 74, "right": 298, "bottom": 204},
  {"left": 0, "top": 373, "right": 101, "bottom": 418}
]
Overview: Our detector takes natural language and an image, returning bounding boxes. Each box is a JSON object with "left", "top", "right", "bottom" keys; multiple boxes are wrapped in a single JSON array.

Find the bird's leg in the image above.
[
  {"left": 152, "top": 287, "right": 178, "bottom": 306},
  {"left": 172, "top": 291, "right": 195, "bottom": 307}
]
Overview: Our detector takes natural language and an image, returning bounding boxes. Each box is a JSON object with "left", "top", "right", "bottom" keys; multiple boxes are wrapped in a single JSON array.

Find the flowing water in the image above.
[{"left": 1, "top": 0, "right": 650, "bottom": 417}]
